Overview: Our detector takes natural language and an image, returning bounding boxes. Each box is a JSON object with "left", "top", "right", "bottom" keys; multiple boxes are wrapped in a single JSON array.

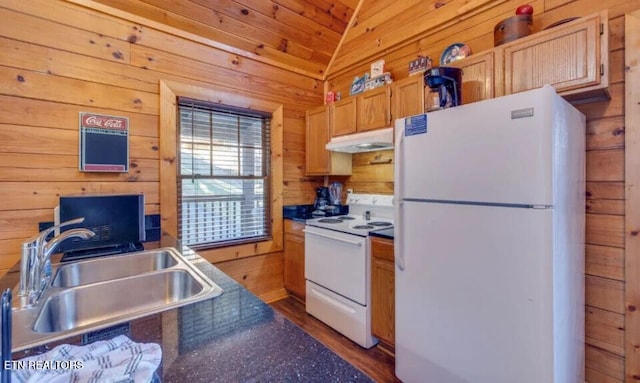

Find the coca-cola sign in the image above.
[
  {"left": 81, "top": 113, "right": 128, "bottom": 130},
  {"left": 79, "top": 112, "right": 129, "bottom": 173}
]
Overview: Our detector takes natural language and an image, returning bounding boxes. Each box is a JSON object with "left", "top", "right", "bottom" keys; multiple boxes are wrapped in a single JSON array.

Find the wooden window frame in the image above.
[{"left": 160, "top": 80, "right": 283, "bottom": 263}]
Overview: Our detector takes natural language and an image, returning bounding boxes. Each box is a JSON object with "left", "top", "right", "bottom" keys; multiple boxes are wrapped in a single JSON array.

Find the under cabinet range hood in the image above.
[{"left": 325, "top": 127, "right": 394, "bottom": 153}]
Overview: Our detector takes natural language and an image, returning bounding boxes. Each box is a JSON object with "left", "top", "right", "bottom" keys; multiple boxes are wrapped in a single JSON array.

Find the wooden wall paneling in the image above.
[
  {"left": 0, "top": 95, "right": 159, "bottom": 138},
  {"left": 587, "top": 181, "right": 624, "bottom": 200},
  {"left": 215, "top": 252, "right": 288, "bottom": 303},
  {"left": 0, "top": 124, "right": 158, "bottom": 159},
  {"left": 0, "top": 66, "right": 158, "bottom": 115},
  {"left": 586, "top": 306, "right": 625, "bottom": 356},
  {"left": 586, "top": 244, "right": 624, "bottom": 281},
  {"left": 0, "top": 154, "right": 158, "bottom": 183},
  {"left": 586, "top": 367, "right": 623, "bottom": 383},
  {"left": 625, "top": 9, "right": 640, "bottom": 381},
  {"left": 586, "top": 214, "right": 625, "bottom": 248},
  {"left": 0, "top": 5, "right": 133, "bottom": 64},
  {"left": 73, "top": 0, "right": 328, "bottom": 77},
  {"left": 544, "top": 0, "right": 577, "bottom": 11},
  {"left": 283, "top": 117, "right": 305, "bottom": 151},
  {"left": 0, "top": 182, "right": 159, "bottom": 211},
  {"left": 586, "top": 149, "right": 624, "bottom": 181},
  {"left": 586, "top": 116, "right": 625, "bottom": 150},
  {"left": 130, "top": 45, "right": 322, "bottom": 107},
  {"left": 586, "top": 345, "right": 625, "bottom": 381},
  {"left": 0, "top": 210, "right": 54, "bottom": 240},
  {"left": 609, "top": 15, "right": 625, "bottom": 51},
  {"left": 586, "top": 198, "right": 624, "bottom": 216},
  {"left": 586, "top": 274, "right": 624, "bottom": 313},
  {"left": 609, "top": 49, "right": 625, "bottom": 84}
]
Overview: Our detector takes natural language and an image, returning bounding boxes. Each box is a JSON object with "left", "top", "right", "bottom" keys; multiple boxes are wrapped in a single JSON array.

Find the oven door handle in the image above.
[{"left": 303, "top": 230, "right": 363, "bottom": 246}]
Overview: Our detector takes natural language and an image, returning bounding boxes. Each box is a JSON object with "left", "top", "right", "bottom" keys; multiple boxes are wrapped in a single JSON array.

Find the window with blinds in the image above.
[{"left": 177, "top": 98, "right": 271, "bottom": 248}]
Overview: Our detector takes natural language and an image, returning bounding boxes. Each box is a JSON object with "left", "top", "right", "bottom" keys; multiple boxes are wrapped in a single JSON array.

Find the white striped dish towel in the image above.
[{"left": 11, "top": 335, "right": 161, "bottom": 383}]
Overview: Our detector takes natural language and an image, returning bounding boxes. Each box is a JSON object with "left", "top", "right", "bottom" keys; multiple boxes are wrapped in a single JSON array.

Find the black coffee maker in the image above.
[
  {"left": 424, "top": 66, "right": 463, "bottom": 111},
  {"left": 313, "top": 187, "right": 330, "bottom": 213}
]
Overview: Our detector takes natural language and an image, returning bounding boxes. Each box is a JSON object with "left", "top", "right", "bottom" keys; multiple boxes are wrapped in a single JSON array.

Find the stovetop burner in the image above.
[
  {"left": 338, "top": 216, "right": 355, "bottom": 220},
  {"left": 318, "top": 218, "right": 342, "bottom": 224},
  {"left": 369, "top": 221, "right": 392, "bottom": 227},
  {"left": 353, "top": 225, "right": 374, "bottom": 230}
]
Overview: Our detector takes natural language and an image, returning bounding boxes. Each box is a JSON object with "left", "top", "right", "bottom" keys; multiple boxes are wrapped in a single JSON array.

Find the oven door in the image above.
[{"left": 304, "top": 225, "right": 368, "bottom": 305}]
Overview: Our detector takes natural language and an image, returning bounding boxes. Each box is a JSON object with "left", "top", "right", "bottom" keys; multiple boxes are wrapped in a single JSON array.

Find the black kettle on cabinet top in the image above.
[{"left": 424, "top": 66, "right": 463, "bottom": 112}]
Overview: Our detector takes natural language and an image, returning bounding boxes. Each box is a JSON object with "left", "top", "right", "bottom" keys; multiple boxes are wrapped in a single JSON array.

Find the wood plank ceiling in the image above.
[
  {"left": 88, "top": 0, "right": 358, "bottom": 79},
  {"left": 85, "top": 0, "right": 505, "bottom": 80}
]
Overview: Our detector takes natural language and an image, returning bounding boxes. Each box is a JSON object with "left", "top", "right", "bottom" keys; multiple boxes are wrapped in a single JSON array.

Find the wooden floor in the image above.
[{"left": 270, "top": 296, "right": 399, "bottom": 383}]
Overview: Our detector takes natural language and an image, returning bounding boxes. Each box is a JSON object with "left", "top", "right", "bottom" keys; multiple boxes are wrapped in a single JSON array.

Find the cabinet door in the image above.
[
  {"left": 331, "top": 97, "right": 357, "bottom": 137},
  {"left": 371, "top": 257, "right": 395, "bottom": 347},
  {"left": 357, "top": 86, "right": 391, "bottom": 132},
  {"left": 499, "top": 12, "right": 607, "bottom": 99},
  {"left": 284, "top": 233, "right": 306, "bottom": 300},
  {"left": 392, "top": 75, "right": 424, "bottom": 119},
  {"left": 371, "top": 237, "right": 395, "bottom": 348},
  {"left": 305, "top": 105, "right": 330, "bottom": 175},
  {"left": 450, "top": 51, "right": 494, "bottom": 105}
]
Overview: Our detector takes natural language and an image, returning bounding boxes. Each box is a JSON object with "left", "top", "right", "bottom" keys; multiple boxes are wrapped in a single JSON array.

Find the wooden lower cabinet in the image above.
[
  {"left": 371, "top": 236, "right": 395, "bottom": 351},
  {"left": 284, "top": 220, "right": 306, "bottom": 300}
]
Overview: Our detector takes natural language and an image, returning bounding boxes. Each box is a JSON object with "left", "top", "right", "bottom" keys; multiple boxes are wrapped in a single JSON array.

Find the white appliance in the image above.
[
  {"left": 304, "top": 193, "right": 393, "bottom": 348},
  {"left": 394, "top": 86, "right": 585, "bottom": 383}
]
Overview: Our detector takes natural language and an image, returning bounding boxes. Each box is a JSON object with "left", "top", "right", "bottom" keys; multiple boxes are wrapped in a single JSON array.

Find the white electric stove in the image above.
[{"left": 304, "top": 193, "right": 394, "bottom": 348}]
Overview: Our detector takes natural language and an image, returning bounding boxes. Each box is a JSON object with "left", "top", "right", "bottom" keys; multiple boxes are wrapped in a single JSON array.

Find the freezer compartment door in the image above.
[
  {"left": 395, "top": 201, "right": 584, "bottom": 383},
  {"left": 396, "top": 87, "right": 565, "bottom": 205}
]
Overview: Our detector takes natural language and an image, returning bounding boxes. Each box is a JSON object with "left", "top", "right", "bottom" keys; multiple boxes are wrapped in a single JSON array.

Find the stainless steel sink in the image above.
[
  {"left": 35, "top": 270, "right": 202, "bottom": 333},
  {"left": 51, "top": 250, "right": 178, "bottom": 287},
  {"left": 12, "top": 247, "right": 223, "bottom": 351}
]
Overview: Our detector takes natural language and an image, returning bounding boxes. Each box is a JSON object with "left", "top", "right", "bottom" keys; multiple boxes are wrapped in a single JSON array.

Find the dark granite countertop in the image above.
[
  {"left": 283, "top": 204, "right": 349, "bottom": 222},
  {"left": 2, "top": 234, "right": 374, "bottom": 382},
  {"left": 370, "top": 228, "right": 394, "bottom": 240}
]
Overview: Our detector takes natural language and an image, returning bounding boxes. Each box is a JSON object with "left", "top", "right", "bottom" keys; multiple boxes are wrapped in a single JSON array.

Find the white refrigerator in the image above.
[{"left": 393, "top": 86, "right": 585, "bottom": 383}]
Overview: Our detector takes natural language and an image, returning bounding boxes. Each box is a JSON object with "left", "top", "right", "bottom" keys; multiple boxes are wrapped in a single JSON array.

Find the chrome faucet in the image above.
[{"left": 19, "top": 218, "right": 95, "bottom": 307}]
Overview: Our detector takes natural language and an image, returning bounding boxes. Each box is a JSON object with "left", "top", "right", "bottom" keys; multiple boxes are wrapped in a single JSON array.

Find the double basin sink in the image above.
[{"left": 12, "top": 247, "right": 223, "bottom": 351}]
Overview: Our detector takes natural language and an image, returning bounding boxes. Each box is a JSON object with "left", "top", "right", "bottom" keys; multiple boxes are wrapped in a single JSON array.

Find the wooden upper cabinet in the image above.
[
  {"left": 305, "top": 105, "right": 331, "bottom": 175},
  {"left": 392, "top": 75, "right": 425, "bottom": 119},
  {"left": 305, "top": 105, "right": 352, "bottom": 176},
  {"left": 331, "top": 97, "right": 357, "bottom": 136},
  {"left": 357, "top": 86, "right": 392, "bottom": 132},
  {"left": 449, "top": 51, "right": 495, "bottom": 105},
  {"left": 497, "top": 11, "right": 609, "bottom": 102}
]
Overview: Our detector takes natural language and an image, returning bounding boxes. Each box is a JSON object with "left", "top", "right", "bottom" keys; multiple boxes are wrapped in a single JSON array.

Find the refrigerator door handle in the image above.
[{"left": 394, "top": 124, "right": 406, "bottom": 271}]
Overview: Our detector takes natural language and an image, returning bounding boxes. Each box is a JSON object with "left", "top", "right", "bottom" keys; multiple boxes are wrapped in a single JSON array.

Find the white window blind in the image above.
[{"left": 177, "top": 98, "right": 271, "bottom": 248}]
